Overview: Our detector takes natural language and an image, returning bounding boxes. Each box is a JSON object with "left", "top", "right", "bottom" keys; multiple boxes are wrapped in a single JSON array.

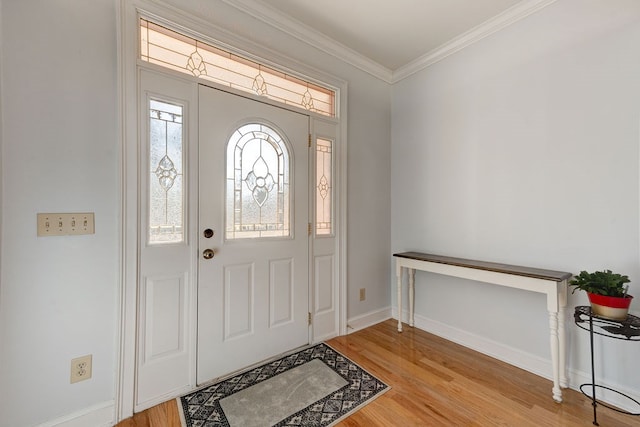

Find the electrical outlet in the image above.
[
  {"left": 70, "top": 355, "right": 92, "bottom": 384},
  {"left": 37, "top": 212, "right": 95, "bottom": 236},
  {"left": 359, "top": 288, "right": 366, "bottom": 301}
]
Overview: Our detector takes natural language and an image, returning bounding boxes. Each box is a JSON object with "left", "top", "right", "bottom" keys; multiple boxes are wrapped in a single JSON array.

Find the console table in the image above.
[{"left": 394, "top": 251, "right": 572, "bottom": 402}]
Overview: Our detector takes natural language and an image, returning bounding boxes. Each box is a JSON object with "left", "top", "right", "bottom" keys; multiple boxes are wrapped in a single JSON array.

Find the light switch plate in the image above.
[{"left": 37, "top": 213, "right": 95, "bottom": 236}]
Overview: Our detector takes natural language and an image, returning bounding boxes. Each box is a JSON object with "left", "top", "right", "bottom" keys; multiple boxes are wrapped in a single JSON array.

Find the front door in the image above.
[{"left": 197, "top": 85, "right": 310, "bottom": 383}]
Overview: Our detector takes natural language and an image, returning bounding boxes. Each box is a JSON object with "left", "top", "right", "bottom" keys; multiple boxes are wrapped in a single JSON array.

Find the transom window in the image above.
[
  {"left": 226, "top": 123, "right": 291, "bottom": 239},
  {"left": 140, "top": 18, "right": 336, "bottom": 117}
]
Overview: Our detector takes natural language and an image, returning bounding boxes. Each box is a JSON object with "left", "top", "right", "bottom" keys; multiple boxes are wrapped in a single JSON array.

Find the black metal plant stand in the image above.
[{"left": 574, "top": 306, "right": 640, "bottom": 425}]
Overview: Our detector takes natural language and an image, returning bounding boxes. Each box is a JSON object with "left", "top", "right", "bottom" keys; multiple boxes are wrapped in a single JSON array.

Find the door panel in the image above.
[
  {"left": 145, "top": 274, "right": 185, "bottom": 359},
  {"left": 310, "top": 119, "right": 340, "bottom": 342},
  {"left": 223, "top": 262, "right": 254, "bottom": 340},
  {"left": 136, "top": 70, "right": 197, "bottom": 410},
  {"left": 270, "top": 258, "right": 294, "bottom": 326},
  {"left": 197, "top": 85, "right": 310, "bottom": 384}
]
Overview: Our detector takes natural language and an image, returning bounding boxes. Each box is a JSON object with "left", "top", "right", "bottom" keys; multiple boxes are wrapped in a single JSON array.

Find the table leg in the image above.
[
  {"left": 549, "top": 310, "right": 562, "bottom": 402},
  {"left": 588, "top": 312, "right": 599, "bottom": 425},
  {"left": 397, "top": 265, "right": 403, "bottom": 332},
  {"left": 559, "top": 280, "right": 569, "bottom": 388},
  {"left": 409, "top": 268, "right": 415, "bottom": 327}
]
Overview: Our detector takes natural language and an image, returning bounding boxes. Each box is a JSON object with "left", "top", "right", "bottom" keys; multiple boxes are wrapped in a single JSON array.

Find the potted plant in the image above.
[{"left": 570, "top": 270, "right": 633, "bottom": 320}]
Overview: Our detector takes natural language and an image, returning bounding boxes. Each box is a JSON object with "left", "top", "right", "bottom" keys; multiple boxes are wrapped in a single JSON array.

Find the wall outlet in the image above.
[
  {"left": 37, "top": 212, "right": 95, "bottom": 236},
  {"left": 359, "top": 288, "right": 366, "bottom": 301},
  {"left": 70, "top": 354, "right": 92, "bottom": 384}
]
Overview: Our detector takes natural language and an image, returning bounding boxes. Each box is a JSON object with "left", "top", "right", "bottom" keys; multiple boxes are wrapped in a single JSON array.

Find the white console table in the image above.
[{"left": 394, "top": 251, "right": 571, "bottom": 402}]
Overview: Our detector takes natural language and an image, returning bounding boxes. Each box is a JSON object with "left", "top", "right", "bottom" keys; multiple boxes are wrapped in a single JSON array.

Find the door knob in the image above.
[{"left": 203, "top": 249, "right": 215, "bottom": 259}]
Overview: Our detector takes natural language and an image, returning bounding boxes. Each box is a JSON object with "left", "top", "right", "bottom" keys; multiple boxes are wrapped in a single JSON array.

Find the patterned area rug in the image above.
[{"left": 178, "top": 343, "right": 389, "bottom": 427}]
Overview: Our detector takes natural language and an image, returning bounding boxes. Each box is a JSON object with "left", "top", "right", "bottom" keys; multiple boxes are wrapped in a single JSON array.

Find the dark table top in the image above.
[{"left": 394, "top": 251, "right": 573, "bottom": 282}]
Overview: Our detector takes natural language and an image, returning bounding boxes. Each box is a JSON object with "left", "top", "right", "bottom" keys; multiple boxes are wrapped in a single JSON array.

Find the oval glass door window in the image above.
[{"left": 226, "top": 123, "right": 291, "bottom": 240}]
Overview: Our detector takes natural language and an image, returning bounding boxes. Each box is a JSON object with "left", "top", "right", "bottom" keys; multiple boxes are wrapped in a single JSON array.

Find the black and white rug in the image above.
[{"left": 178, "top": 343, "right": 389, "bottom": 427}]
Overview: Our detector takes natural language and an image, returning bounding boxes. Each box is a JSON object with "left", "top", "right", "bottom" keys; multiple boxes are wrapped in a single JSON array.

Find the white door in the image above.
[
  {"left": 197, "top": 85, "right": 310, "bottom": 383},
  {"left": 136, "top": 70, "right": 198, "bottom": 410}
]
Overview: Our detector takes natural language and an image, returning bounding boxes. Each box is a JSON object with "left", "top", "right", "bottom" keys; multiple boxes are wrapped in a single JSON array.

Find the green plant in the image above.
[{"left": 569, "top": 270, "right": 630, "bottom": 297}]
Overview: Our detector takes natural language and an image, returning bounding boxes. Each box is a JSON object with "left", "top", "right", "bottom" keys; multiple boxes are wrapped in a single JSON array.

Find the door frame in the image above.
[{"left": 116, "top": 0, "right": 348, "bottom": 421}]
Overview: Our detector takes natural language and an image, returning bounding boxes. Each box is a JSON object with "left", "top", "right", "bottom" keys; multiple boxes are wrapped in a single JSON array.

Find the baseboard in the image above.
[
  {"left": 36, "top": 401, "right": 114, "bottom": 427},
  {"left": 347, "top": 307, "right": 392, "bottom": 333},
  {"left": 567, "top": 365, "right": 640, "bottom": 414},
  {"left": 405, "top": 310, "right": 553, "bottom": 380},
  {"left": 135, "top": 384, "right": 195, "bottom": 413},
  {"left": 314, "top": 331, "right": 339, "bottom": 343},
  {"left": 393, "top": 308, "right": 640, "bottom": 413}
]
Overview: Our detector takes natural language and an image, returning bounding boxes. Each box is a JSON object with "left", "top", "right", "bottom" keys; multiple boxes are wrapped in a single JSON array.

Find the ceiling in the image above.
[
  {"left": 262, "top": 0, "right": 521, "bottom": 70},
  {"left": 225, "top": 0, "right": 555, "bottom": 81}
]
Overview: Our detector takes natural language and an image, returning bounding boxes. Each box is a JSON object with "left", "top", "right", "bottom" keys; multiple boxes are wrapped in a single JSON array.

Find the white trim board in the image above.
[
  {"left": 35, "top": 401, "right": 114, "bottom": 427},
  {"left": 395, "top": 308, "right": 555, "bottom": 380},
  {"left": 393, "top": 0, "right": 557, "bottom": 82},
  {"left": 392, "top": 308, "right": 640, "bottom": 414},
  {"left": 222, "top": 0, "right": 557, "bottom": 84},
  {"left": 220, "top": 0, "right": 392, "bottom": 83},
  {"left": 567, "top": 364, "right": 640, "bottom": 415},
  {"left": 347, "top": 307, "right": 392, "bottom": 334}
]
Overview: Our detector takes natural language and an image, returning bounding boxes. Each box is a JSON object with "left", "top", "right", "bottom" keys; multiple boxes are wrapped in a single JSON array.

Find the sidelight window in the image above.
[
  {"left": 148, "top": 99, "right": 184, "bottom": 244},
  {"left": 315, "top": 138, "right": 333, "bottom": 236}
]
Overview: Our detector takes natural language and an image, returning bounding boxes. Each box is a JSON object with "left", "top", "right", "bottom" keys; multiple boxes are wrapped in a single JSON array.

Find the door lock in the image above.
[
  {"left": 203, "top": 249, "right": 215, "bottom": 259},
  {"left": 203, "top": 228, "right": 214, "bottom": 238}
]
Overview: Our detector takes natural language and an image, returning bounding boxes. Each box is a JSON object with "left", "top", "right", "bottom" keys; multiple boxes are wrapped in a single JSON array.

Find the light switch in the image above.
[{"left": 37, "top": 213, "right": 95, "bottom": 236}]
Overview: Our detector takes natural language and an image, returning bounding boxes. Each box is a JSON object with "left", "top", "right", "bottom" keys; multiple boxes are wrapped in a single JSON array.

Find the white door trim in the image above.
[{"left": 116, "top": 0, "right": 348, "bottom": 421}]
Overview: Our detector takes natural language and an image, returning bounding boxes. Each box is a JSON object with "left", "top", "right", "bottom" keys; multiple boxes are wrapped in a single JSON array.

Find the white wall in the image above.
[
  {"left": 0, "top": 0, "right": 391, "bottom": 425},
  {"left": 392, "top": 0, "right": 640, "bottom": 404},
  {"left": 345, "top": 73, "right": 392, "bottom": 319}
]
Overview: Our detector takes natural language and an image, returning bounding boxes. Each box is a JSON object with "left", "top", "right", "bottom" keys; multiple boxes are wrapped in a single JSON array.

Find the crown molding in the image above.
[
  {"left": 221, "top": 0, "right": 394, "bottom": 83},
  {"left": 392, "top": 0, "right": 557, "bottom": 82},
  {"left": 223, "top": 0, "right": 557, "bottom": 85}
]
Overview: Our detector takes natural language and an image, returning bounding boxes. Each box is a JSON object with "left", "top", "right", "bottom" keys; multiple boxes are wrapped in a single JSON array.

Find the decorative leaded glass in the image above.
[
  {"left": 316, "top": 138, "right": 333, "bottom": 236},
  {"left": 226, "top": 124, "right": 291, "bottom": 239},
  {"left": 149, "top": 99, "right": 184, "bottom": 244},
  {"left": 252, "top": 69, "right": 268, "bottom": 96},
  {"left": 140, "top": 18, "right": 335, "bottom": 117}
]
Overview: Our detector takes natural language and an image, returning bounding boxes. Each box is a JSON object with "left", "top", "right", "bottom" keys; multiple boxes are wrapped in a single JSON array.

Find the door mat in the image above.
[{"left": 178, "top": 343, "right": 389, "bottom": 426}]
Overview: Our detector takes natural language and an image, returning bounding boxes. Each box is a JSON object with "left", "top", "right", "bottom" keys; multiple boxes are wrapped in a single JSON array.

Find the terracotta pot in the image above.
[{"left": 587, "top": 292, "right": 633, "bottom": 320}]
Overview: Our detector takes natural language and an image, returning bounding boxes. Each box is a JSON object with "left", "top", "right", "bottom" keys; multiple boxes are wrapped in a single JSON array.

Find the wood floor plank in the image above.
[{"left": 116, "top": 319, "right": 637, "bottom": 426}]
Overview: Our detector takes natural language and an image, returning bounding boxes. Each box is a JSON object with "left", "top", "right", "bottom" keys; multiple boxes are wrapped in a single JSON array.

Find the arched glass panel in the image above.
[{"left": 226, "top": 123, "right": 291, "bottom": 239}]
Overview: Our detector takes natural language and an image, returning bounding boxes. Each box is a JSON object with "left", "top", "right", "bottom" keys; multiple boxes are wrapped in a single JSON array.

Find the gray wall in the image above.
[
  {"left": 392, "top": 0, "right": 640, "bottom": 404},
  {"left": 0, "top": 1, "right": 119, "bottom": 425}
]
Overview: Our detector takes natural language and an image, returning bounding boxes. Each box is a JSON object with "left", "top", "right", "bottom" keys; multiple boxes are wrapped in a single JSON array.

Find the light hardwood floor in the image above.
[{"left": 116, "top": 319, "right": 635, "bottom": 426}]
